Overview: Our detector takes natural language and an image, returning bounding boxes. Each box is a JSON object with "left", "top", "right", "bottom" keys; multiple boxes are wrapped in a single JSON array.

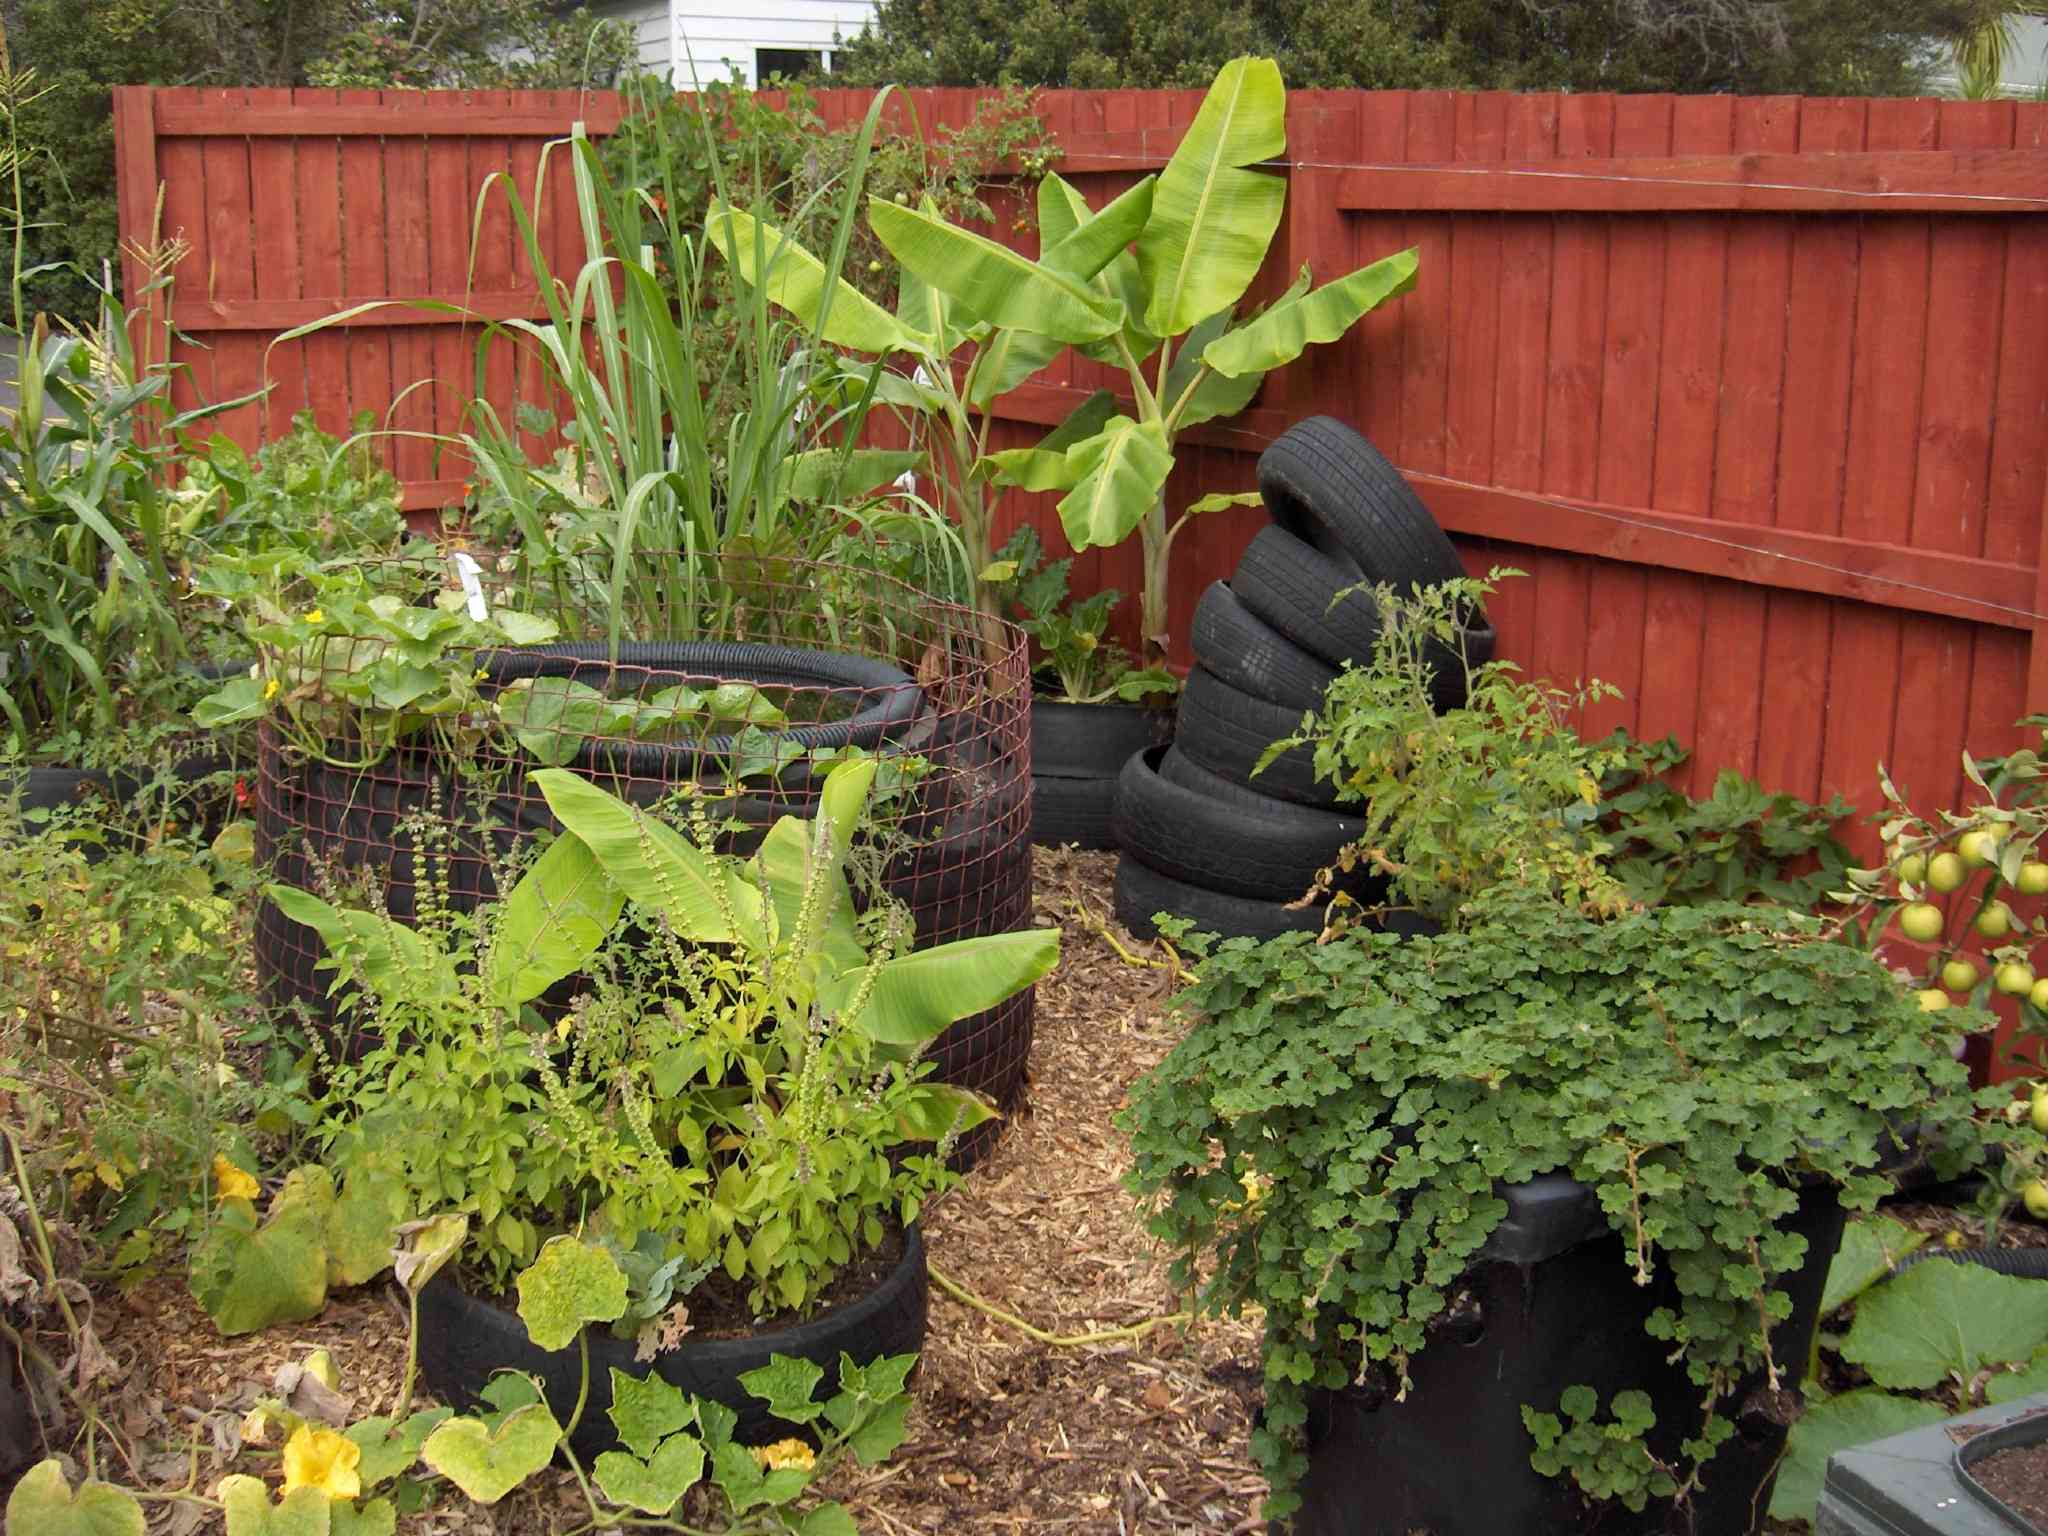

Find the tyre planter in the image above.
[
  {"left": 1029, "top": 697, "right": 1173, "bottom": 849},
  {"left": 1115, "top": 747, "right": 1372, "bottom": 903},
  {"left": 1257, "top": 416, "right": 1468, "bottom": 593},
  {"left": 1819, "top": 1391, "right": 2048, "bottom": 1536},
  {"left": 1113, "top": 854, "right": 1325, "bottom": 944},
  {"left": 416, "top": 1225, "right": 928, "bottom": 1462},
  {"left": 1173, "top": 668, "right": 1339, "bottom": 809},
  {"left": 1286, "top": 1174, "right": 1847, "bottom": 1536},
  {"left": 1189, "top": 581, "right": 1339, "bottom": 712}
]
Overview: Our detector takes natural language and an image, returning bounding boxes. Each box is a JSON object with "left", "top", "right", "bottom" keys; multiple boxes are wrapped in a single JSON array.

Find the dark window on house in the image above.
[{"left": 756, "top": 48, "right": 821, "bottom": 80}]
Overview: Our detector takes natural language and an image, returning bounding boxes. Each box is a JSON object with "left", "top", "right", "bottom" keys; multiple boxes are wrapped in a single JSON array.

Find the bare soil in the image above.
[{"left": 64, "top": 848, "right": 1271, "bottom": 1534}]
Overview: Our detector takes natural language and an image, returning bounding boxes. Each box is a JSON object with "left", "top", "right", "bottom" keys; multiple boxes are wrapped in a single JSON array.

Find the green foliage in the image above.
[
  {"left": 190, "top": 555, "right": 557, "bottom": 766},
  {"left": 1119, "top": 898, "right": 1980, "bottom": 1520},
  {"left": 1769, "top": 1389, "right": 1950, "bottom": 1523},
  {"left": 215, "top": 1478, "right": 334, "bottom": 1536},
  {"left": 1267, "top": 571, "right": 1633, "bottom": 928},
  {"left": 515, "top": 1235, "right": 630, "bottom": 1350},
  {"left": 831, "top": 0, "right": 1965, "bottom": 97},
  {"left": 301, "top": 764, "right": 1053, "bottom": 1315},
  {"left": 186, "top": 1189, "right": 328, "bottom": 1336},
  {"left": 1523, "top": 1388, "right": 1677, "bottom": 1513},
  {"left": 419, "top": 1401, "right": 564, "bottom": 1505},
  {"left": 1841, "top": 1259, "right": 2048, "bottom": 1391},
  {"left": 3, "top": 1460, "right": 145, "bottom": 1536},
  {"left": 1817, "top": 1214, "right": 1929, "bottom": 1317},
  {"left": 176, "top": 413, "right": 408, "bottom": 567},
  {"left": 985, "top": 526, "right": 1173, "bottom": 703}
]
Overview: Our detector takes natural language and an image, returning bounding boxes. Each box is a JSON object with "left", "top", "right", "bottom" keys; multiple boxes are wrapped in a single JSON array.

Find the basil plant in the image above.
[
  {"left": 277, "top": 759, "right": 1058, "bottom": 1316},
  {"left": 707, "top": 55, "right": 1417, "bottom": 662}
]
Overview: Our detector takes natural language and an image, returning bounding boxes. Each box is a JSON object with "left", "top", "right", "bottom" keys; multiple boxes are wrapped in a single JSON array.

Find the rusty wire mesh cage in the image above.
[{"left": 253, "top": 550, "right": 1034, "bottom": 1166}]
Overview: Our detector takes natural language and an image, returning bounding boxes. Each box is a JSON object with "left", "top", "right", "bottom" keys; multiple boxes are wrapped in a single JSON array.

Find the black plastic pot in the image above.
[
  {"left": 1029, "top": 696, "right": 1172, "bottom": 849},
  {"left": 415, "top": 1225, "right": 928, "bottom": 1461},
  {"left": 1287, "top": 1173, "right": 1847, "bottom": 1536}
]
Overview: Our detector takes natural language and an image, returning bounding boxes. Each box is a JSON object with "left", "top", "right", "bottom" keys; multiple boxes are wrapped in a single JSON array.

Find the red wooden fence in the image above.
[{"left": 112, "top": 84, "right": 2048, "bottom": 842}]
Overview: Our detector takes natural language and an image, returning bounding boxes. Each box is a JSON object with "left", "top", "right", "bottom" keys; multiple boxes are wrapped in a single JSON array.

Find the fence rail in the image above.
[{"left": 112, "top": 84, "right": 2048, "bottom": 851}]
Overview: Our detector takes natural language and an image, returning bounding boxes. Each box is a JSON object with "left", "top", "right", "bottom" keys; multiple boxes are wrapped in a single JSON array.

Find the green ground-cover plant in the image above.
[
  {"left": 11, "top": 1213, "right": 916, "bottom": 1535},
  {"left": 1120, "top": 895, "right": 1986, "bottom": 1523},
  {"left": 982, "top": 525, "right": 1172, "bottom": 703},
  {"left": 176, "top": 411, "right": 408, "bottom": 567},
  {"left": 274, "top": 760, "right": 1056, "bottom": 1317}
]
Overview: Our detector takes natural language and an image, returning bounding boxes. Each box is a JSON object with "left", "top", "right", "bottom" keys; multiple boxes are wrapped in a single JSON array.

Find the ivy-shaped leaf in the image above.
[
  {"left": 188, "top": 1198, "right": 328, "bottom": 1337},
  {"left": 738, "top": 1355, "right": 826, "bottom": 1426},
  {"left": 390, "top": 1215, "right": 466, "bottom": 1296},
  {"left": 515, "top": 1236, "right": 629, "bottom": 1351},
  {"left": 1842, "top": 1261, "right": 2048, "bottom": 1390},
  {"left": 607, "top": 1370, "right": 695, "bottom": 1460},
  {"left": 592, "top": 1433, "right": 708, "bottom": 1514},
  {"left": 217, "top": 1475, "right": 333, "bottom": 1536},
  {"left": 3, "top": 1460, "right": 145, "bottom": 1536},
  {"left": 419, "top": 1404, "right": 562, "bottom": 1504},
  {"left": 343, "top": 1409, "right": 451, "bottom": 1488},
  {"left": 327, "top": 1500, "right": 395, "bottom": 1536},
  {"left": 1769, "top": 1389, "right": 1948, "bottom": 1523},
  {"left": 708, "top": 1440, "right": 810, "bottom": 1513}
]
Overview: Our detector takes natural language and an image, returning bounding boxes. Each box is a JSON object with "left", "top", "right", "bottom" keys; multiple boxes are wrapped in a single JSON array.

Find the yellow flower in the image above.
[
  {"left": 280, "top": 1424, "right": 361, "bottom": 1501},
  {"left": 263, "top": 678, "right": 280, "bottom": 701},
  {"left": 212, "top": 1154, "right": 259, "bottom": 1203},
  {"left": 750, "top": 1438, "right": 816, "bottom": 1473},
  {"left": 305, "top": 609, "right": 324, "bottom": 624}
]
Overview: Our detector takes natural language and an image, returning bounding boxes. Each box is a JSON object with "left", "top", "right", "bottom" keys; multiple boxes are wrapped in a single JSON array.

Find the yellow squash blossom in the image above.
[
  {"left": 263, "top": 678, "right": 280, "bottom": 701},
  {"left": 281, "top": 1424, "right": 361, "bottom": 1501},
  {"left": 750, "top": 1438, "right": 815, "bottom": 1472},
  {"left": 212, "top": 1155, "right": 259, "bottom": 1203},
  {"left": 305, "top": 609, "right": 324, "bottom": 624}
]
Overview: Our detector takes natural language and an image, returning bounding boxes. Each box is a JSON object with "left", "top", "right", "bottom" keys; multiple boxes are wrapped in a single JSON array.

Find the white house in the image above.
[{"left": 589, "top": 1, "right": 882, "bottom": 87}]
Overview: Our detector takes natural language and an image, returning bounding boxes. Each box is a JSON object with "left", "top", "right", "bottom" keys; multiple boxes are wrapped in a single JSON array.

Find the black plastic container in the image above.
[
  {"left": 1288, "top": 1173, "right": 1847, "bottom": 1536},
  {"left": 1028, "top": 697, "right": 1171, "bottom": 849}
]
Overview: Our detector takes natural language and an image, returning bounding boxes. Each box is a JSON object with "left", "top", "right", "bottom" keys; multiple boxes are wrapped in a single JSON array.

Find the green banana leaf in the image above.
[
  {"left": 1057, "top": 415, "right": 1176, "bottom": 551},
  {"left": 779, "top": 448, "right": 923, "bottom": 504},
  {"left": 963, "top": 327, "right": 1068, "bottom": 411},
  {"left": 896, "top": 1083, "right": 999, "bottom": 1144},
  {"left": 1202, "top": 248, "right": 1421, "bottom": 379},
  {"left": 868, "top": 198, "right": 1122, "bottom": 346},
  {"left": 1136, "top": 56, "right": 1288, "bottom": 340},
  {"left": 531, "top": 769, "right": 755, "bottom": 947},
  {"left": 976, "top": 388, "right": 1118, "bottom": 490},
  {"left": 1038, "top": 176, "right": 1158, "bottom": 283},
  {"left": 1037, "top": 172, "right": 1088, "bottom": 249},
  {"left": 706, "top": 203, "right": 927, "bottom": 356},
  {"left": 265, "top": 886, "right": 458, "bottom": 1002},
  {"left": 828, "top": 928, "right": 1060, "bottom": 1050},
  {"left": 484, "top": 834, "right": 626, "bottom": 1011}
]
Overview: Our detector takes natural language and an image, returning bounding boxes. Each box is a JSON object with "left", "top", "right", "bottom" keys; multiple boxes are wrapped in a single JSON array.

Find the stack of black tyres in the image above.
[{"left": 1113, "top": 417, "right": 1494, "bottom": 941}]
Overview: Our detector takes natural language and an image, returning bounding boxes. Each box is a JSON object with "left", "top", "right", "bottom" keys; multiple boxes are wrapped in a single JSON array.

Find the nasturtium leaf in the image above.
[
  {"left": 216, "top": 1476, "right": 333, "bottom": 1536},
  {"left": 419, "top": 1404, "right": 562, "bottom": 1504},
  {"left": 1768, "top": 1389, "right": 1948, "bottom": 1523},
  {"left": 3, "top": 1460, "right": 146, "bottom": 1536},
  {"left": 515, "top": 1235, "right": 629, "bottom": 1351},
  {"left": 1819, "top": 1215, "right": 1928, "bottom": 1317},
  {"left": 188, "top": 1197, "right": 328, "bottom": 1336},
  {"left": 607, "top": 1370, "right": 696, "bottom": 1460},
  {"left": 591, "top": 1433, "right": 708, "bottom": 1514},
  {"left": 327, "top": 1500, "right": 394, "bottom": 1536},
  {"left": 1841, "top": 1260, "right": 2048, "bottom": 1390},
  {"left": 738, "top": 1355, "right": 827, "bottom": 1425},
  {"left": 344, "top": 1409, "right": 451, "bottom": 1487},
  {"left": 390, "top": 1214, "right": 466, "bottom": 1296}
]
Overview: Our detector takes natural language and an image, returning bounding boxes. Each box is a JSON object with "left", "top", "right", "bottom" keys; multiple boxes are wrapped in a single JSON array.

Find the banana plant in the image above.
[{"left": 867, "top": 55, "right": 1419, "bottom": 660}]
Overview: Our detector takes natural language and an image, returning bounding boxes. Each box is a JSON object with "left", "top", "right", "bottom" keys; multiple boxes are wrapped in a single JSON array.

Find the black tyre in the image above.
[
  {"left": 1257, "top": 416, "right": 1469, "bottom": 592},
  {"left": 416, "top": 1224, "right": 928, "bottom": 1460},
  {"left": 1114, "top": 747, "right": 1366, "bottom": 902},
  {"left": 1190, "top": 581, "right": 1341, "bottom": 711},
  {"left": 1231, "top": 525, "right": 1385, "bottom": 670},
  {"left": 1030, "top": 698, "right": 1172, "bottom": 779},
  {"left": 1112, "top": 855, "right": 1326, "bottom": 943},
  {"left": 1030, "top": 771, "right": 1118, "bottom": 849},
  {"left": 1174, "top": 667, "right": 1338, "bottom": 809}
]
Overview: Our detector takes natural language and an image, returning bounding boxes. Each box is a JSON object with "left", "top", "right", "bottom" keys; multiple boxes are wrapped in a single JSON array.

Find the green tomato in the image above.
[
  {"left": 2020, "top": 861, "right": 2048, "bottom": 896},
  {"left": 1978, "top": 901, "right": 2016, "bottom": 940},
  {"left": 1915, "top": 988, "right": 1951, "bottom": 1012},
  {"left": 1897, "top": 852, "right": 1929, "bottom": 886},
  {"left": 1928, "top": 852, "right": 1969, "bottom": 893},
  {"left": 1898, "top": 902, "right": 1945, "bottom": 943},
  {"left": 1942, "top": 956, "right": 1980, "bottom": 993},
  {"left": 2031, "top": 978, "right": 2048, "bottom": 1011},
  {"left": 1959, "top": 828, "right": 2004, "bottom": 868},
  {"left": 1997, "top": 961, "right": 2037, "bottom": 997},
  {"left": 2033, "top": 1096, "right": 2048, "bottom": 1134},
  {"left": 2026, "top": 1179, "right": 2048, "bottom": 1221}
]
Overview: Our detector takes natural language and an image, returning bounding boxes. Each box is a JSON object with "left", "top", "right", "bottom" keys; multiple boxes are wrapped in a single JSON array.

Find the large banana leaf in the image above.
[
  {"left": 868, "top": 198, "right": 1121, "bottom": 346},
  {"left": 1039, "top": 176, "right": 1157, "bottom": 283},
  {"left": 963, "top": 327, "right": 1067, "bottom": 411},
  {"left": 1136, "top": 56, "right": 1288, "bottom": 340},
  {"left": 1037, "top": 173, "right": 1088, "bottom": 249},
  {"left": 266, "top": 886, "right": 458, "bottom": 1002},
  {"left": 894, "top": 260, "right": 958, "bottom": 355},
  {"left": 779, "top": 448, "right": 922, "bottom": 504},
  {"left": 706, "top": 203, "right": 927, "bottom": 356},
  {"left": 531, "top": 770, "right": 753, "bottom": 947},
  {"left": 1202, "top": 249, "right": 1421, "bottom": 378},
  {"left": 895, "top": 1083, "right": 999, "bottom": 1144},
  {"left": 828, "top": 928, "right": 1059, "bottom": 1049},
  {"left": 1057, "top": 415, "right": 1175, "bottom": 551},
  {"left": 484, "top": 834, "right": 626, "bottom": 1012},
  {"left": 976, "top": 388, "right": 1118, "bottom": 490}
]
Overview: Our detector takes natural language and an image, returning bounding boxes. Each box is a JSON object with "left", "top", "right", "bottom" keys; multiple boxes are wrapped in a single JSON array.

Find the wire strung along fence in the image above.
[
  {"left": 114, "top": 84, "right": 2048, "bottom": 846},
  {"left": 250, "top": 551, "right": 1033, "bottom": 1169}
]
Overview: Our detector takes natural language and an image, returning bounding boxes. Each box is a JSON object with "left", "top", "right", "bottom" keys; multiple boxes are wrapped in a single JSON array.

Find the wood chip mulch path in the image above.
[{"left": 82, "top": 848, "right": 1271, "bottom": 1534}]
